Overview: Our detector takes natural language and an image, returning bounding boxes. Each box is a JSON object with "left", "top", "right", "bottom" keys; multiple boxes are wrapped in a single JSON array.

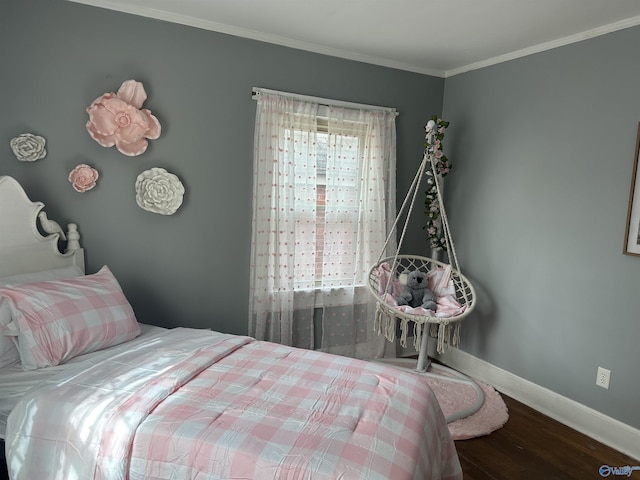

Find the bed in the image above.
[{"left": 0, "top": 175, "right": 462, "bottom": 480}]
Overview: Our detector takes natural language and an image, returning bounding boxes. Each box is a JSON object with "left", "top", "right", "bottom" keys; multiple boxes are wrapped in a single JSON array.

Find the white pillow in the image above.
[
  {"left": 0, "top": 265, "right": 84, "bottom": 368},
  {"left": 1, "top": 266, "right": 140, "bottom": 370}
]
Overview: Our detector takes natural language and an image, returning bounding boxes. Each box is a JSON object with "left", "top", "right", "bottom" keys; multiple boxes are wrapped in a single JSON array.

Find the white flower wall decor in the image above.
[
  {"left": 135, "top": 167, "right": 185, "bottom": 215},
  {"left": 10, "top": 133, "right": 47, "bottom": 162}
]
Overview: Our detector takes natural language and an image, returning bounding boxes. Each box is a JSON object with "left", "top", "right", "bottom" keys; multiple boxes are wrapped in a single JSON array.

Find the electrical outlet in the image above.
[{"left": 596, "top": 367, "right": 611, "bottom": 389}]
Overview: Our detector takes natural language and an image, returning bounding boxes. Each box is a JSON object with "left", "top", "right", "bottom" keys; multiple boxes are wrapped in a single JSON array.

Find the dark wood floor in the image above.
[{"left": 456, "top": 393, "right": 639, "bottom": 479}]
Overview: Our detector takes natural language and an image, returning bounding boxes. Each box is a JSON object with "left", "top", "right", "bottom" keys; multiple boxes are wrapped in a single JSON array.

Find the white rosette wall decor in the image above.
[
  {"left": 10, "top": 133, "right": 47, "bottom": 162},
  {"left": 135, "top": 167, "right": 184, "bottom": 215}
]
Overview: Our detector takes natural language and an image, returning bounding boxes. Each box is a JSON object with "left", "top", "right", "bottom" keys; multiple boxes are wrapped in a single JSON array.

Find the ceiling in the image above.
[{"left": 67, "top": 0, "right": 640, "bottom": 77}]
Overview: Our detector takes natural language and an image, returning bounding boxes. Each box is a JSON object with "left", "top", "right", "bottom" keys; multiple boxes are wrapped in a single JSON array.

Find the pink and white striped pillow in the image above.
[{"left": 0, "top": 265, "right": 140, "bottom": 370}]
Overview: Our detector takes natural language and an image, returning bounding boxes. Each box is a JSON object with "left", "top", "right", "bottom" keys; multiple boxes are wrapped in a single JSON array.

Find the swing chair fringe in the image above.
[{"left": 374, "top": 302, "right": 463, "bottom": 354}]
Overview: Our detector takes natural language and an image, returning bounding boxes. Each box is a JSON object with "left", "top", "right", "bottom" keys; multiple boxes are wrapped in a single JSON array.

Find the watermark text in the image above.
[{"left": 599, "top": 465, "right": 640, "bottom": 477}]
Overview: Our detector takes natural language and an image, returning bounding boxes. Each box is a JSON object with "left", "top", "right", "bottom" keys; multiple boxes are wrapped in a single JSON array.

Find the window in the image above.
[
  {"left": 290, "top": 118, "right": 364, "bottom": 290},
  {"left": 249, "top": 90, "right": 397, "bottom": 358}
]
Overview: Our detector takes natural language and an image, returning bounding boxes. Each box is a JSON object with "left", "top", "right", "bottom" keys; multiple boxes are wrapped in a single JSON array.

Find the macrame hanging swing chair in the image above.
[{"left": 367, "top": 118, "right": 483, "bottom": 423}]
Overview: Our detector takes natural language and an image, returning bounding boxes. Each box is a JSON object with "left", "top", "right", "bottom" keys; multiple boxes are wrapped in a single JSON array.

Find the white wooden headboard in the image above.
[{"left": 0, "top": 176, "right": 84, "bottom": 277}]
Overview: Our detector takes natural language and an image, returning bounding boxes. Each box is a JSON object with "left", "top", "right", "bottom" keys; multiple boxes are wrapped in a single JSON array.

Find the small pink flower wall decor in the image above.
[
  {"left": 86, "top": 79, "right": 161, "bottom": 156},
  {"left": 68, "top": 164, "right": 99, "bottom": 192}
]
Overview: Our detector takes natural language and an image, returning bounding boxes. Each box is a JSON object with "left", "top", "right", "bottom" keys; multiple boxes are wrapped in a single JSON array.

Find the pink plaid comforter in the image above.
[{"left": 6, "top": 328, "right": 462, "bottom": 480}]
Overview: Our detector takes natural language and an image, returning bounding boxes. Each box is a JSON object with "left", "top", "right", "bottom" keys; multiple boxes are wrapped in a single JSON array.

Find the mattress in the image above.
[{"left": 0, "top": 323, "right": 166, "bottom": 438}]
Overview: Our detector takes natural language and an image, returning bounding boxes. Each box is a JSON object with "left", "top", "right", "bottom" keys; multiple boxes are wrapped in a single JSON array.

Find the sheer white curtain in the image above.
[{"left": 249, "top": 92, "right": 397, "bottom": 359}]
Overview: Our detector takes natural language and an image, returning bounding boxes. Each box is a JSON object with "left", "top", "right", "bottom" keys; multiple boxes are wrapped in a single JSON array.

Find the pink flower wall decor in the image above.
[
  {"left": 69, "top": 164, "right": 99, "bottom": 192},
  {"left": 86, "top": 79, "right": 161, "bottom": 156}
]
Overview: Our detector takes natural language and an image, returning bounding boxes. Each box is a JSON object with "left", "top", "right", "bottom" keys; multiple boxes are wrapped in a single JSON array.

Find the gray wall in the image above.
[
  {"left": 0, "top": 0, "right": 443, "bottom": 334},
  {"left": 442, "top": 27, "right": 640, "bottom": 428}
]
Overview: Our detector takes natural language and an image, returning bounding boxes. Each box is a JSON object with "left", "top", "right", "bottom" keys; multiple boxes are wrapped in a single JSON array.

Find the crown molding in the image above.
[{"left": 445, "top": 15, "right": 640, "bottom": 77}]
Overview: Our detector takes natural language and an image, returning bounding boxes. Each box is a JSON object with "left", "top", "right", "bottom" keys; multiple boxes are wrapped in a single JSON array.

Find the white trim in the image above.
[
  {"left": 445, "top": 15, "right": 640, "bottom": 77},
  {"left": 64, "top": 0, "right": 444, "bottom": 77},
  {"left": 432, "top": 342, "right": 640, "bottom": 461},
  {"left": 252, "top": 87, "right": 398, "bottom": 115}
]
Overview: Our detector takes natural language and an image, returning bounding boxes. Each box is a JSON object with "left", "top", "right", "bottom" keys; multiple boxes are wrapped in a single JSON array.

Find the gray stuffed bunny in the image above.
[{"left": 396, "top": 270, "right": 437, "bottom": 311}]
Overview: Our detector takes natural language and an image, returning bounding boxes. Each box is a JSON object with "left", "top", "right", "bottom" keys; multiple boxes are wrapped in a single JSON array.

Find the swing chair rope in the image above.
[
  {"left": 377, "top": 147, "right": 461, "bottom": 293},
  {"left": 376, "top": 152, "right": 429, "bottom": 298},
  {"left": 377, "top": 119, "right": 460, "bottom": 277},
  {"left": 427, "top": 153, "right": 469, "bottom": 305},
  {"left": 376, "top": 152, "right": 428, "bottom": 265}
]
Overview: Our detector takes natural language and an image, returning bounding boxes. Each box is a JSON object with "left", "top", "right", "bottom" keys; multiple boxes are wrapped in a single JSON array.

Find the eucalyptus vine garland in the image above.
[{"left": 423, "top": 115, "right": 452, "bottom": 251}]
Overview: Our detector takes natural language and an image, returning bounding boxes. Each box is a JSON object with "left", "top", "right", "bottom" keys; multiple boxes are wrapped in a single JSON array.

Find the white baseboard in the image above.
[{"left": 432, "top": 343, "right": 640, "bottom": 461}]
